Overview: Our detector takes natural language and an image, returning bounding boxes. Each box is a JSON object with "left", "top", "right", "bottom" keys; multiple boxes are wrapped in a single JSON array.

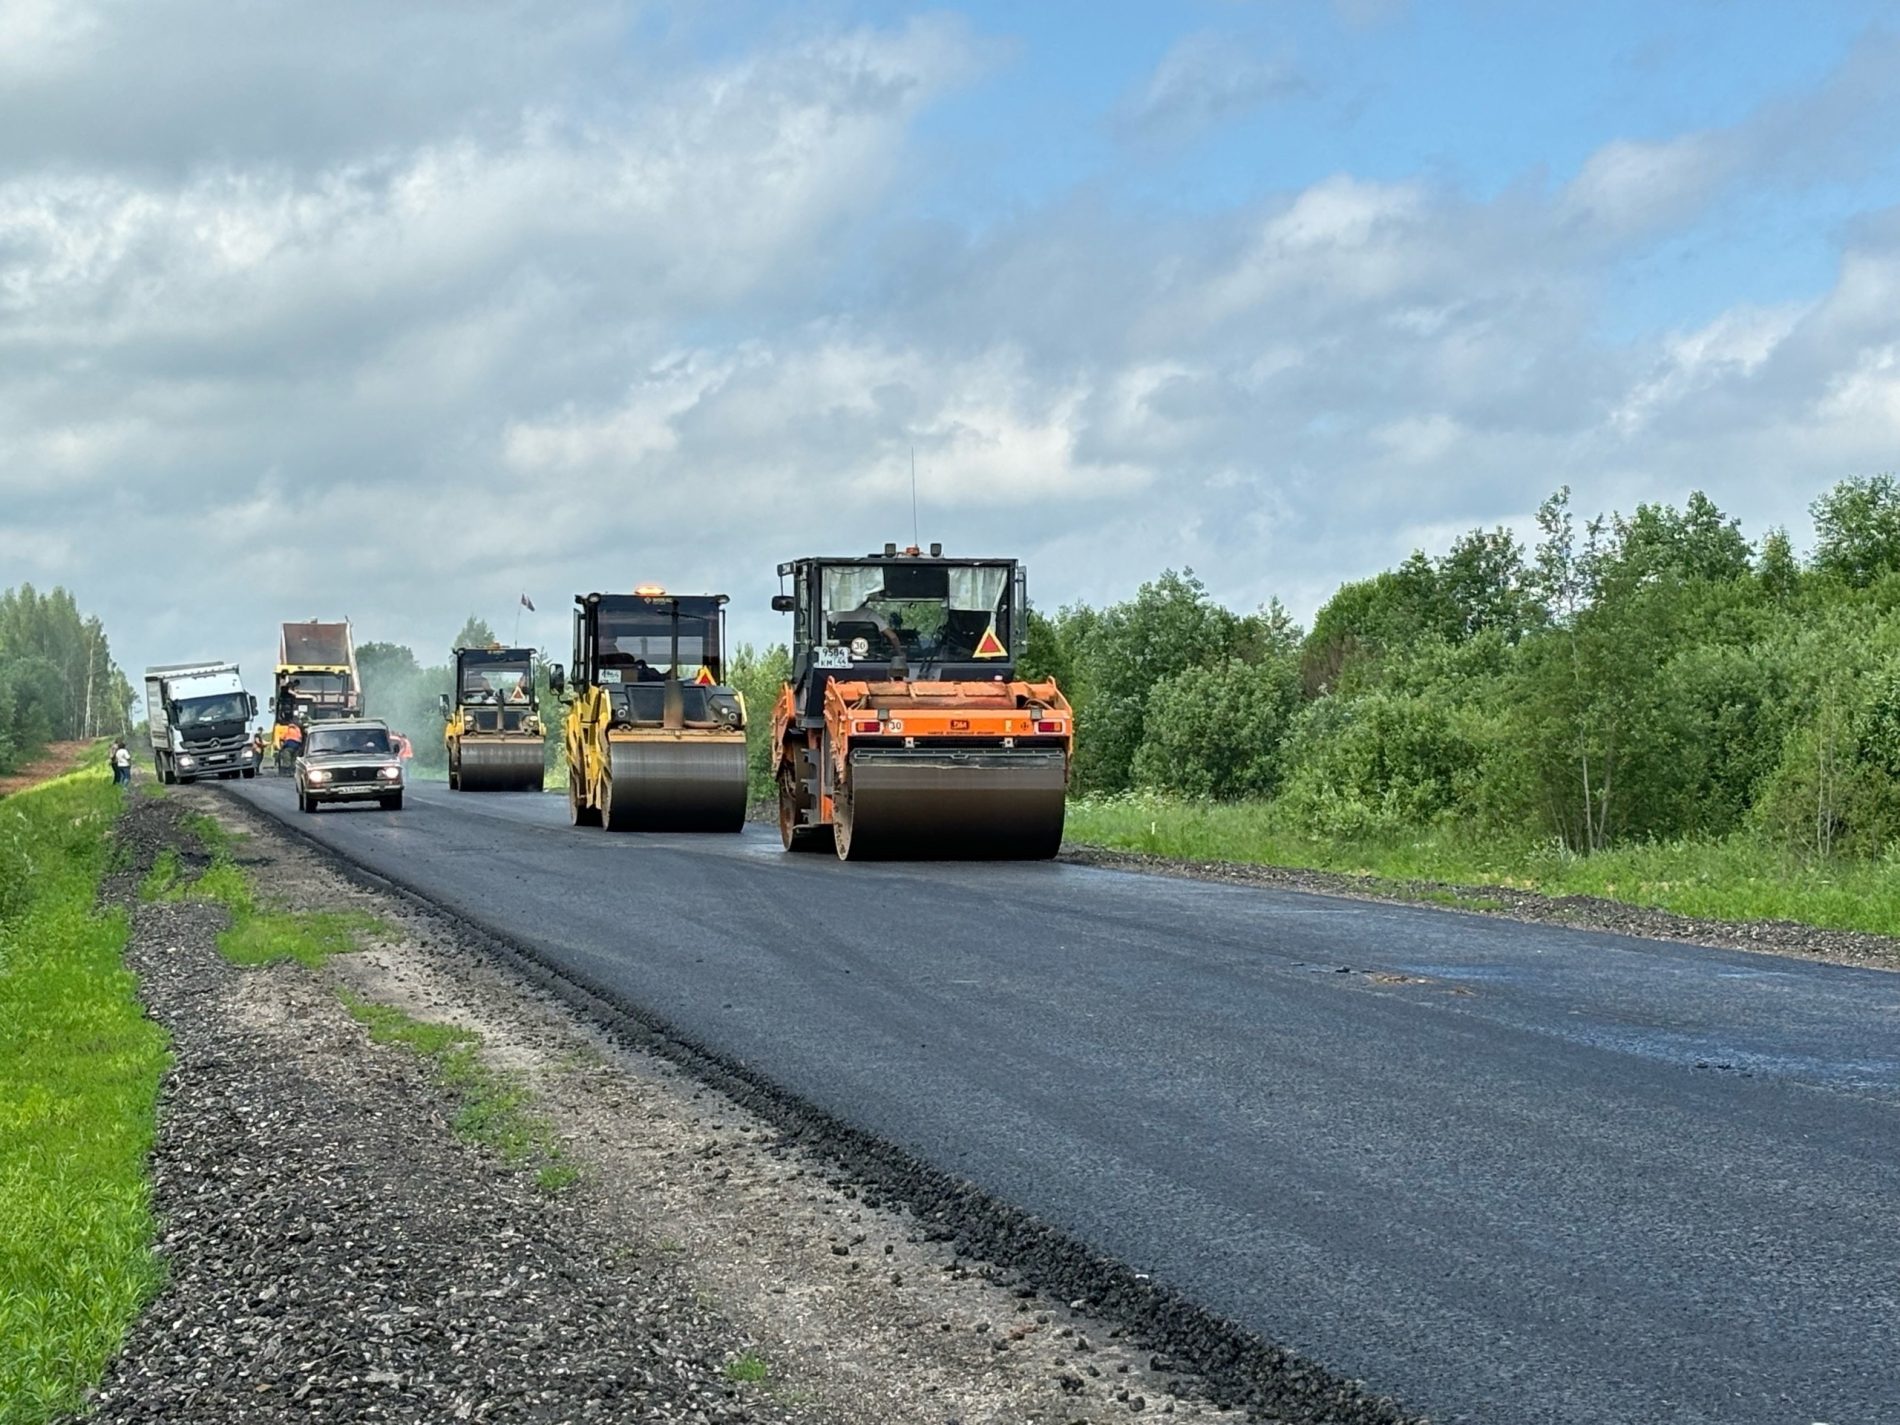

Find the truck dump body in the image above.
[
  {"left": 280, "top": 623, "right": 354, "bottom": 667},
  {"left": 274, "top": 620, "right": 360, "bottom": 728}
]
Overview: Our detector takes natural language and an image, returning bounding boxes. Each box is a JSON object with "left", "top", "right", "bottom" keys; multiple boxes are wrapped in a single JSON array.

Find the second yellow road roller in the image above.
[
  {"left": 443, "top": 645, "right": 547, "bottom": 792},
  {"left": 551, "top": 588, "right": 748, "bottom": 832}
]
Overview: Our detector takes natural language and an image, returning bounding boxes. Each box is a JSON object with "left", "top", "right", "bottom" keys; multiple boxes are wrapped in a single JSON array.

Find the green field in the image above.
[
  {"left": 0, "top": 760, "right": 167, "bottom": 1424},
  {"left": 1066, "top": 794, "right": 1900, "bottom": 937}
]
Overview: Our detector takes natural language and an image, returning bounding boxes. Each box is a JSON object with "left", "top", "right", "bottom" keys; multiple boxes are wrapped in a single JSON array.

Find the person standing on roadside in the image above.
[{"left": 111, "top": 739, "right": 132, "bottom": 786}]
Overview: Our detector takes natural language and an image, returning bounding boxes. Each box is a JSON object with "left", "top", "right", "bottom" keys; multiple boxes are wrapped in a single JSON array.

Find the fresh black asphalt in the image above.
[{"left": 222, "top": 777, "right": 1900, "bottom": 1425}]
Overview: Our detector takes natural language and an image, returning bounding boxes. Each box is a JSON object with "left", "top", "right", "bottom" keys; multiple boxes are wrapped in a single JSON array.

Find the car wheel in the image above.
[{"left": 380, "top": 793, "right": 403, "bottom": 811}]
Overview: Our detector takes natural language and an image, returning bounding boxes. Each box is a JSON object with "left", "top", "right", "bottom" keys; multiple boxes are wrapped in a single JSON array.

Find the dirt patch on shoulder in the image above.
[{"left": 0, "top": 739, "right": 96, "bottom": 797}]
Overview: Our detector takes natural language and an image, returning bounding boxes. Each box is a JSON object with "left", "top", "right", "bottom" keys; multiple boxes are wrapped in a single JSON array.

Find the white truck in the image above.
[{"left": 144, "top": 662, "right": 260, "bottom": 784}]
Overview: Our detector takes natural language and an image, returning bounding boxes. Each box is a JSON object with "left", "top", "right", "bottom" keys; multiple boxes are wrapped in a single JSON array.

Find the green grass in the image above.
[
  {"left": 144, "top": 822, "right": 388, "bottom": 968},
  {"left": 723, "top": 1352, "right": 770, "bottom": 1384},
  {"left": 1066, "top": 793, "right": 1900, "bottom": 937},
  {"left": 0, "top": 764, "right": 169, "bottom": 1424},
  {"left": 337, "top": 991, "right": 576, "bottom": 1191}
]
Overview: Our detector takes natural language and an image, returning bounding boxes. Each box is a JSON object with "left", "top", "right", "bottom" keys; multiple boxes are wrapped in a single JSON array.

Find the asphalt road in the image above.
[{"left": 221, "top": 776, "right": 1900, "bottom": 1425}]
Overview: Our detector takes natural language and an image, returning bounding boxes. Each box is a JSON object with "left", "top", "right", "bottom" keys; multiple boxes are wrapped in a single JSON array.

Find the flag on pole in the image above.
[{"left": 520, "top": 594, "right": 536, "bottom": 612}]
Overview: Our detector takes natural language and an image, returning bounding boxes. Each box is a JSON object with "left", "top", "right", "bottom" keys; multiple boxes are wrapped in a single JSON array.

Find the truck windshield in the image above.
[
  {"left": 175, "top": 693, "right": 248, "bottom": 727},
  {"left": 307, "top": 727, "right": 391, "bottom": 756},
  {"left": 284, "top": 674, "right": 350, "bottom": 698},
  {"left": 820, "top": 564, "right": 1009, "bottom": 662},
  {"left": 461, "top": 665, "right": 534, "bottom": 703}
]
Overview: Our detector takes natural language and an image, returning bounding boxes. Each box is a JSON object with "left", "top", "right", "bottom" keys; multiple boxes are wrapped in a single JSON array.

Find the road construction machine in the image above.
[
  {"left": 442, "top": 646, "right": 546, "bottom": 792},
  {"left": 550, "top": 589, "right": 748, "bottom": 832},
  {"left": 768, "top": 545, "right": 1072, "bottom": 860},
  {"left": 272, "top": 620, "right": 361, "bottom": 772}
]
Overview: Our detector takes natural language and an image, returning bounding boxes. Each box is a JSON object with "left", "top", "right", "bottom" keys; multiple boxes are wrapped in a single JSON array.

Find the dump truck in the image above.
[
  {"left": 271, "top": 619, "right": 361, "bottom": 772},
  {"left": 768, "top": 544, "right": 1072, "bottom": 859},
  {"left": 442, "top": 645, "right": 546, "bottom": 792},
  {"left": 144, "top": 662, "right": 260, "bottom": 784},
  {"left": 550, "top": 588, "right": 748, "bottom": 831}
]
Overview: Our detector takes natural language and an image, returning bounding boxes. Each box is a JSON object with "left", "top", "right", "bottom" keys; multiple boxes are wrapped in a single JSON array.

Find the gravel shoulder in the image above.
[
  {"left": 89, "top": 784, "right": 1360, "bottom": 1424},
  {"left": 1059, "top": 842, "right": 1900, "bottom": 972}
]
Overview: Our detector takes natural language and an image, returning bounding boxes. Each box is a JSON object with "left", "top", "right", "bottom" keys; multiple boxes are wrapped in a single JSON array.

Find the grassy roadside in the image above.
[
  {"left": 0, "top": 760, "right": 168, "bottom": 1425},
  {"left": 155, "top": 812, "right": 576, "bottom": 1193},
  {"left": 1066, "top": 794, "right": 1900, "bottom": 937}
]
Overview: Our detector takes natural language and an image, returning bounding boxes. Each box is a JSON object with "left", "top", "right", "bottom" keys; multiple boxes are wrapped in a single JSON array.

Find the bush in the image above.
[
  {"left": 1279, "top": 690, "right": 1489, "bottom": 838},
  {"left": 1131, "top": 656, "right": 1300, "bottom": 799}
]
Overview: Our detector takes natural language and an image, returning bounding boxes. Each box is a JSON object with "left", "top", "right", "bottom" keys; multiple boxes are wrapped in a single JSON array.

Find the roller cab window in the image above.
[
  {"left": 592, "top": 600, "right": 723, "bottom": 684},
  {"left": 460, "top": 665, "right": 535, "bottom": 703},
  {"left": 820, "top": 563, "right": 1012, "bottom": 665}
]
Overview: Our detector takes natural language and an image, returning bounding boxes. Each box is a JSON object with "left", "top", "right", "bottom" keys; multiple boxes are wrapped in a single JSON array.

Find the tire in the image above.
[
  {"left": 298, "top": 790, "right": 313, "bottom": 813},
  {"left": 241, "top": 767, "right": 257, "bottom": 779},
  {"left": 833, "top": 784, "right": 857, "bottom": 861},
  {"left": 380, "top": 793, "right": 403, "bottom": 811},
  {"left": 778, "top": 766, "right": 833, "bottom": 853},
  {"left": 567, "top": 767, "right": 601, "bottom": 828}
]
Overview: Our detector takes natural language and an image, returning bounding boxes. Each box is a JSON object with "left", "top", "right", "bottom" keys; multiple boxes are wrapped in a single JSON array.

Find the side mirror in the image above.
[
  {"left": 548, "top": 664, "right": 566, "bottom": 694},
  {"left": 438, "top": 692, "right": 451, "bottom": 717},
  {"left": 770, "top": 594, "right": 795, "bottom": 613}
]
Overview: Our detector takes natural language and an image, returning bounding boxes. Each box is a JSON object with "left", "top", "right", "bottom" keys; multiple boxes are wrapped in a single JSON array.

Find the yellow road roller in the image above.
[
  {"left": 550, "top": 588, "right": 748, "bottom": 831},
  {"left": 442, "top": 645, "right": 546, "bottom": 792}
]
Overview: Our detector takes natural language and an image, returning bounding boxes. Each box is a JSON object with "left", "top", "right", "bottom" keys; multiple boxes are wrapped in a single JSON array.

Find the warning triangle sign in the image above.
[
  {"left": 972, "top": 625, "right": 1007, "bottom": 659},
  {"left": 693, "top": 666, "right": 716, "bottom": 686}
]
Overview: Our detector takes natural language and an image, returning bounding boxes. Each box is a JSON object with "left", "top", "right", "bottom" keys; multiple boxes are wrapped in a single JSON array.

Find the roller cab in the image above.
[
  {"left": 769, "top": 547, "right": 1073, "bottom": 860},
  {"left": 443, "top": 646, "right": 546, "bottom": 792},
  {"left": 554, "top": 590, "right": 748, "bottom": 832}
]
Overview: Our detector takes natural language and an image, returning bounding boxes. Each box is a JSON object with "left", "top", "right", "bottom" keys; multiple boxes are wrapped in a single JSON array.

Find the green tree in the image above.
[
  {"left": 726, "top": 643, "right": 793, "bottom": 801},
  {"left": 1811, "top": 474, "right": 1900, "bottom": 586},
  {"left": 451, "top": 616, "right": 500, "bottom": 651},
  {"left": 1132, "top": 654, "right": 1301, "bottom": 799},
  {"left": 1068, "top": 570, "right": 1253, "bottom": 792}
]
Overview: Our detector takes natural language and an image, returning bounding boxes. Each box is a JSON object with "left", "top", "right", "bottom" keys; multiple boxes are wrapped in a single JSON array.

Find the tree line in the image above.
[
  {"left": 1024, "top": 475, "right": 1900, "bottom": 858},
  {"left": 0, "top": 585, "right": 134, "bottom": 774}
]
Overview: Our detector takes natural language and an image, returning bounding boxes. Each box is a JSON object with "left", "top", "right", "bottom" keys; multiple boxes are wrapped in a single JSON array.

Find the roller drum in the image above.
[
  {"left": 455, "top": 739, "right": 546, "bottom": 792},
  {"left": 838, "top": 747, "right": 1066, "bottom": 860},
  {"left": 603, "top": 737, "right": 747, "bottom": 832}
]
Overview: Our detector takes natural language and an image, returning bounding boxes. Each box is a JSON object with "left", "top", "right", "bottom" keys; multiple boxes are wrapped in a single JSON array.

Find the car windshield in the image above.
[
  {"left": 461, "top": 664, "right": 534, "bottom": 702},
  {"left": 176, "top": 693, "right": 247, "bottom": 726},
  {"left": 307, "top": 727, "right": 391, "bottom": 756},
  {"left": 820, "top": 563, "right": 1010, "bottom": 663}
]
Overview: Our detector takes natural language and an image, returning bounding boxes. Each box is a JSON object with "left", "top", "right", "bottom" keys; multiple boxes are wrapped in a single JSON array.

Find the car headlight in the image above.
[
  {"left": 306, "top": 768, "right": 330, "bottom": 784},
  {"left": 377, "top": 766, "right": 401, "bottom": 780}
]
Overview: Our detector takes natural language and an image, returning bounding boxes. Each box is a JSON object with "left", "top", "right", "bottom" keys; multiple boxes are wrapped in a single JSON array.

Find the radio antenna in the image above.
[{"left": 910, "top": 444, "right": 920, "bottom": 549}]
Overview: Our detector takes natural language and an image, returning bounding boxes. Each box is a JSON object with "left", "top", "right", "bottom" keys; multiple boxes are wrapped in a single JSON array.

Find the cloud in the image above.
[
  {"left": 1117, "top": 31, "right": 1304, "bottom": 146},
  {"left": 2, "top": 9, "right": 1900, "bottom": 691}
]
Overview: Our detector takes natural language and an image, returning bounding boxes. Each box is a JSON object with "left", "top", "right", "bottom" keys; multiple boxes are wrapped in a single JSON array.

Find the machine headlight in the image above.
[
  {"left": 377, "top": 766, "right": 401, "bottom": 780},
  {"left": 178, "top": 755, "right": 196, "bottom": 767},
  {"left": 523, "top": 715, "right": 541, "bottom": 735},
  {"left": 463, "top": 714, "right": 477, "bottom": 731},
  {"left": 306, "top": 768, "right": 331, "bottom": 784}
]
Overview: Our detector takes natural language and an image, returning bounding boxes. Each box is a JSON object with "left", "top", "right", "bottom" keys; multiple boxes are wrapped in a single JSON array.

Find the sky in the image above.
[{"left": 4, "top": 0, "right": 1900, "bottom": 694}]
